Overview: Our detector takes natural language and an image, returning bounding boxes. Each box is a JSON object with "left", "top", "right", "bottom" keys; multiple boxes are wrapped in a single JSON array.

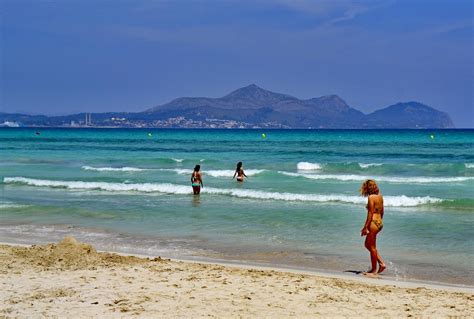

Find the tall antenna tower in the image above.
[{"left": 84, "top": 113, "right": 92, "bottom": 126}]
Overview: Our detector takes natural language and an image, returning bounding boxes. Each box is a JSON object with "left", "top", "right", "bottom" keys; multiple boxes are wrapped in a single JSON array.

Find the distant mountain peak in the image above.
[
  {"left": 222, "top": 84, "right": 296, "bottom": 101},
  {"left": 316, "top": 94, "right": 347, "bottom": 104},
  {"left": 307, "top": 94, "right": 349, "bottom": 110},
  {"left": 231, "top": 83, "right": 264, "bottom": 92},
  {"left": 390, "top": 101, "right": 433, "bottom": 110},
  {"left": 72, "top": 85, "right": 457, "bottom": 128},
  {"left": 367, "top": 101, "right": 454, "bottom": 128},
  {"left": 246, "top": 83, "right": 260, "bottom": 89},
  {"left": 323, "top": 94, "right": 345, "bottom": 101}
]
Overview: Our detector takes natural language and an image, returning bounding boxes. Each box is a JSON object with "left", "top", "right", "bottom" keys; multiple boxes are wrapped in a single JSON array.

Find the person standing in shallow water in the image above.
[
  {"left": 191, "top": 165, "right": 203, "bottom": 195},
  {"left": 360, "top": 179, "right": 386, "bottom": 275},
  {"left": 232, "top": 161, "right": 247, "bottom": 182}
]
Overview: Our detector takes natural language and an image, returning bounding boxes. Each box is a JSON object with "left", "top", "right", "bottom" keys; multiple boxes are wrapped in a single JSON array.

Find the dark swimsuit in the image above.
[
  {"left": 236, "top": 169, "right": 244, "bottom": 182},
  {"left": 192, "top": 172, "right": 201, "bottom": 193}
]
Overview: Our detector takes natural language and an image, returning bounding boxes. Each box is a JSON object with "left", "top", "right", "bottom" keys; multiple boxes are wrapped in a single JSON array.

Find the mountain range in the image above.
[{"left": 0, "top": 84, "right": 454, "bottom": 128}]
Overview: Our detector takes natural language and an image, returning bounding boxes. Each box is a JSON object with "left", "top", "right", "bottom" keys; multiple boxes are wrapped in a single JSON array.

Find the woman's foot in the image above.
[
  {"left": 363, "top": 271, "right": 379, "bottom": 278},
  {"left": 363, "top": 268, "right": 377, "bottom": 275},
  {"left": 378, "top": 264, "right": 386, "bottom": 274}
]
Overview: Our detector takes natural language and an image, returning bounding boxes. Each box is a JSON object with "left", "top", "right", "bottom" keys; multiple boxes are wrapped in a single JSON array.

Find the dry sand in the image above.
[{"left": 1, "top": 237, "right": 472, "bottom": 318}]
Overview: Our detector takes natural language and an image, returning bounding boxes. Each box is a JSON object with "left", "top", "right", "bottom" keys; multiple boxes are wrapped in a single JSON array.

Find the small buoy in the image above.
[
  {"left": 147, "top": 133, "right": 152, "bottom": 137},
  {"left": 261, "top": 133, "right": 266, "bottom": 139},
  {"left": 430, "top": 134, "right": 435, "bottom": 140},
  {"left": 35, "top": 131, "right": 41, "bottom": 135}
]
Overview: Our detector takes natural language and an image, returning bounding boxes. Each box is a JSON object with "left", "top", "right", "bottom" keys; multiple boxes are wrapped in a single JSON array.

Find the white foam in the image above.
[
  {"left": 0, "top": 202, "right": 28, "bottom": 209},
  {"left": 279, "top": 172, "right": 473, "bottom": 184},
  {"left": 171, "top": 158, "right": 184, "bottom": 163},
  {"left": 382, "top": 195, "right": 443, "bottom": 207},
  {"left": 207, "top": 169, "right": 265, "bottom": 178},
  {"left": 82, "top": 166, "right": 149, "bottom": 172},
  {"left": 358, "top": 163, "right": 383, "bottom": 168},
  {"left": 281, "top": 172, "right": 362, "bottom": 181},
  {"left": 297, "top": 162, "right": 322, "bottom": 170},
  {"left": 84, "top": 166, "right": 266, "bottom": 177},
  {"left": 163, "top": 169, "right": 265, "bottom": 177},
  {"left": 4, "top": 177, "right": 190, "bottom": 194},
  {"left": 465, "top": 163, "right": 474, "bottom": 169},
  {"left": 3, "top": 177, "right": 443, "bottom": 207},
  {"left": 159, "top": 168, "right": 193, "bottom": 175}
]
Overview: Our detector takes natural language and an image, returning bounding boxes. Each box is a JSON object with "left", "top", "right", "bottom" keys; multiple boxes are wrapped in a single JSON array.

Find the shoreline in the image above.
[
  {"left": 1, "top": 239, "right": 472, "bottom": 294},
  {"left": 1, "top": 126, "right": 472, "bottom": 130},
  {"left": 1, "top": 237, "right": 472, "bottom": 317},
  {"left": 165, "top": 256, "right": 474, "bottom": 293}
]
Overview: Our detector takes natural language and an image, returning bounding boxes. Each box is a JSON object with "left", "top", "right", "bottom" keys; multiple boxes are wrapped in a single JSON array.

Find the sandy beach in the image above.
[{"left": 1, "top": 237, "right": 472, "bottom": 318}]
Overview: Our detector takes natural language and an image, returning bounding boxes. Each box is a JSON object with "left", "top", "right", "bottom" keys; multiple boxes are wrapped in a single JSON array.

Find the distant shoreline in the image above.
[
  {"left": 1, "top": 126, "right": 472, "bottom": 130},
  {"left": 0, "top": 86, "right": 456, "bottom": 128}
]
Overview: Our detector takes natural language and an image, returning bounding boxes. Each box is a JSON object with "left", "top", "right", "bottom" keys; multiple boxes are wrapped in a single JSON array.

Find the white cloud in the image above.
[{"left": 273, "top": 0, "right": 395, "bottom": 25}]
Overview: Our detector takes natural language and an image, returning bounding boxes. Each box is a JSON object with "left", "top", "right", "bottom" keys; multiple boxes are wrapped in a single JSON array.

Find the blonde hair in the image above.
[{"left": 360, "top": 179, "right": 379, "bottom": 197}]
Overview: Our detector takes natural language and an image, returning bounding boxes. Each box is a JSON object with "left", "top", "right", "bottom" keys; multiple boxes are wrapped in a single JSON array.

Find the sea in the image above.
[{"left": 1, "top": 128, "right": 473, "bottom": 286}]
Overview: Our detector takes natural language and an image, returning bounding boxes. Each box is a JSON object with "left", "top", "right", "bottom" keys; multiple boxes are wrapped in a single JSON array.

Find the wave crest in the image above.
[
  {"left": 279, "top": 172, "right": 473, "bottom": 184},
  {"left": 358, "top": 163, "right": 383, "bottom": 168},
  {"left": 4, "top": 177, "right": 443, "bottom": 207},
  {"left": 82, "top": 166, "right": 149, "bottom": 172},
  {"left": 5, "top": 177, "right": 190, "bottom": 194},
  {"left": 0, "top": 201, "right": 28, "bottom": 209},
  {"left": 161, "top": 169, "right": 265, "bottom": 177},
  {"left": 297, "top": 162, "right": 322, "bottom": 170},
  {"left": 208, "top": 169, "right": 265, "bottom": 177}
]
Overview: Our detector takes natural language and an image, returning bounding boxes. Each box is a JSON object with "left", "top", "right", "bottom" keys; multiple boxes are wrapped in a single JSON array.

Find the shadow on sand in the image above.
[{"left": 344, "top": 270, "right": 364, "bottom": 275}]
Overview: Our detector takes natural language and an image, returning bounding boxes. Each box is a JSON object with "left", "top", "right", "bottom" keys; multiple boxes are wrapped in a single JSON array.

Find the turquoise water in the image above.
[{"left": 1, "top": 128, "right": 473, "bottom": 285}]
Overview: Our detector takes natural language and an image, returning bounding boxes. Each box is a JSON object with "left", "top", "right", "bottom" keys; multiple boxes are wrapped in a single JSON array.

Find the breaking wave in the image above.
[
  {"left": 4, "top": 177, "right": 444, "bottom": 207},
  {"left": 82, "top": 166, "right": 150, "bottom": 172},
  {"left": 279, "top": 172, "right": 473, "bottom": 184},
  {"left": 358, "top": 163, "right": 383, "bottom": 168},
  {"left": 159, "top": 169, "right": 265, "bottom": 177},
  {"left": 297, "top": 162, "right": 322, "bottom": 170},
  {"left": 206, "top": 169, "right": 265, "bottom": 177},
  {"left": 82, "top": 166, "right": 265, "bottom": 178},
  {"left": 0, "top": 201, "right": 29, "bottom": 209}
]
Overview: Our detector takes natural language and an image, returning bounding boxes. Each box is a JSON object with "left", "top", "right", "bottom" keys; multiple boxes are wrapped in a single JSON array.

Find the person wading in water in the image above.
[{"left": 191, "top": 165, "right": 203, "bottom": 195}]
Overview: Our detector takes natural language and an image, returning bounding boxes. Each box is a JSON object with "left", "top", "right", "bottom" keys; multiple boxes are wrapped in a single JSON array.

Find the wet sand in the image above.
[{"left": 1, "top": 237, "right": 472, "bottom": 318}]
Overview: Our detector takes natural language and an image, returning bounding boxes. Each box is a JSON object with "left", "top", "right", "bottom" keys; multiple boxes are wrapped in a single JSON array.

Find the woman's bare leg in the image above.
[
  {"left": 377, "top": 250, "right": 386, "bottom": 273},
  {"left": 365, "top": 222, "right": 386, "bottom": 274},
  {"left": 371, "top": 226, "right": 386, "bottom": 273},
  {"left": 364, "top": 231, "right": 378, "bottom": 273}
]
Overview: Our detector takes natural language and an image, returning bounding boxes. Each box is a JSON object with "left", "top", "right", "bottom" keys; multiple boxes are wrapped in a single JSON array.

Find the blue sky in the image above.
[{"left": 1, "top": 0, "right": 473, "bottom": 127}]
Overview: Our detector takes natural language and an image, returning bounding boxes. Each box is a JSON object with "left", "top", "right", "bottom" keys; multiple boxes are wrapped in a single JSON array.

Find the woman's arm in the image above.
[
  {"left": 232, "top": 171, "right": 237, "bottom": 179},
  {"left": 198, "top": 173, "right": 203, "bottom": 188},
  {"left": 243, "top": 170, "right": 247, "bottom": 178},
  {"left": 361, "top": 196, "right": 374, "bottom": 236}
]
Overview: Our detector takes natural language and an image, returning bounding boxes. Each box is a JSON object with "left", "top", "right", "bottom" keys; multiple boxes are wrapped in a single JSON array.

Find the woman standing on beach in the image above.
[
  {"left": 191, "top": 165, "right": 203, "bottom": 195},
  {"left": 232, "top": 162, "right": 247, "bottom": 182},
  {"left": 360, "top": 179, "right": 386, "bottom": 275}
]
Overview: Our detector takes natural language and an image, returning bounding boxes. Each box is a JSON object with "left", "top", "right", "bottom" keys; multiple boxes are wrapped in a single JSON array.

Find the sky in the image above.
[{"left": 1, "top": 0, "right": 473, "bottom": 127}]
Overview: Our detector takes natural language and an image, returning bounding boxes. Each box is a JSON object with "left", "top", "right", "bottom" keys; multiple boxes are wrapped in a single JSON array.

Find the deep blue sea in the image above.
[{"left": 1, "top": 128, "right": 473, "bottom": 285}]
